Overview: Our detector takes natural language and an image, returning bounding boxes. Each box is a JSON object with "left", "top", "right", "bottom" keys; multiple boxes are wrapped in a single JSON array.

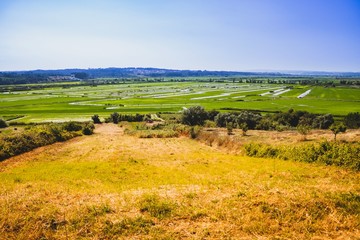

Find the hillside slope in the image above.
[{"left": 0, "top": 124, "right": 359, "bottom": 239}]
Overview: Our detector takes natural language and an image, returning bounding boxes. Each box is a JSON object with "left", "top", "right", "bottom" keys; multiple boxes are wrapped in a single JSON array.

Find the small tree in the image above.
[
  {"left": 110, "top": 112, "right": 120, "bottom": 124},
  {"left": 297, "top": 124, "right": 311, "bottom": 141},
  {"left": 181, "top": 106, "right": 208, "bottom": 126},
  {"left": 91, "top": 114, "right": 101, "bottom": 124},
  {"left": 239, "top": 123, "right": 248, "bottom": 136},
  {"left": 226, "top": 122, "right": 233, "bottom": 135},
  {"left": 330, "top": 123, "right": 346, "bottom": 141},
  {"left": 0, "top": 118, "right": 8, "bottom": 128},
  {"left": 312, "top": 114, "right": 334, "bottom": 129}
]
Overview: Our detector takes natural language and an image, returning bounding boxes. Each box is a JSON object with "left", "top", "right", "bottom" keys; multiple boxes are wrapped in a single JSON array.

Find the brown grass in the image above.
[
  {"left": 0, "top": 124, "right": 359, "bottom": 239},
  {"left": 198, "top": 127, "right": 360, "bottom": 148}
]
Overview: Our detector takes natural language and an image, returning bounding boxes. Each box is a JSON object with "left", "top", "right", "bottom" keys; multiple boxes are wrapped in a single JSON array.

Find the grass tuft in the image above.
[
  {"left": 139, "top": 194, "right": 176, "bottom": 219},
  {"left": 102, "top": 217, "right": 155, "bottom": 236}
]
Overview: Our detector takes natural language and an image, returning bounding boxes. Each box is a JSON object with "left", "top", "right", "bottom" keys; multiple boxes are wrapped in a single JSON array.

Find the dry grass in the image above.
[
  {"left": 0, "top": 124, "right": 359, "bottom": 239},
  {"left": 197, "top": 127, "right": 360, "bottom": 149}
]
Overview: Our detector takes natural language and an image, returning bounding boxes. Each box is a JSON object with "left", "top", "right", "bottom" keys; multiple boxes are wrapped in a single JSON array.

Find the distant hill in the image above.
[
  {"left": 1, "top": 67, "right": 360, "bottom": 85},
  {"left": 2, "top": 67, "right": 289, "bottom": 78}
]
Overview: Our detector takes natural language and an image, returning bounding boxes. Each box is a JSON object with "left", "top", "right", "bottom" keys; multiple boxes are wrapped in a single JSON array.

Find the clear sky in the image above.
[{"left": 0, "top": 0, "right": 359, "bottom": 72}]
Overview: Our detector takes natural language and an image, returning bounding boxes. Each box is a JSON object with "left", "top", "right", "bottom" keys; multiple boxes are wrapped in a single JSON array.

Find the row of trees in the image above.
[{"left": 181, "top": 106, "right": 359, "bottom": 132}]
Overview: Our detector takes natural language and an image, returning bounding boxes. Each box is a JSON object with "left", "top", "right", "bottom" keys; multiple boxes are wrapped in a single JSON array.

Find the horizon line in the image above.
[{"left": 1, "top": 67, "right": 360, "bottom": 74}]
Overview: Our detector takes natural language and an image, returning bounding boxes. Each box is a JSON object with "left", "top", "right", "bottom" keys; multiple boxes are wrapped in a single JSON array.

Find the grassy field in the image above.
[
  {"left": 1, "top": 82, "right": 359, "bottom": 122},
  {"left": 0, "top": 124, "right": 359, "bottom": 239}
]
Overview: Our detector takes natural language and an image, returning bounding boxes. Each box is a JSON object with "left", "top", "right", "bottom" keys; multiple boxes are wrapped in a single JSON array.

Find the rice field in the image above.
[{"left": 1, "top": 82, "right": 359, "bottom": 122}]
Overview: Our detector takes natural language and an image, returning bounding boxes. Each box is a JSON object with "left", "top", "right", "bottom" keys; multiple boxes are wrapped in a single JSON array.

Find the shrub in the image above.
[
  {"left": 330, "top": 123, "right": 346, "bottom": 141},
  {"left": 297, "top": 124, "right": 311, "bottom": 140},
  {"left": 110, "top": 112, "right": 120, "bottom": 124},
  {"left": 226, "top": 122, "right": 234, "bottom": 135},
  {"left": 207, "top": 109, "right": 220, "bottom": 121},
  {"left": 0, "top": 118, "right": 8, "bottom": 128},
  {"left": 91, "top": 114, "right": 101, "bottom": 124},
  {"left": 63, "top": 121, "right": 83, "bottom": 132},
  {"left": 0, "top": 122, "right": 89, "bottom": 161},
  {"left": 204, "top": 120, "right": 216, "bottom": 128},
  {"left": 312, "top": 114, "right": 334, "bottom": 129},
  {"left": 215, "top": 111, "right": 261, "bottom": 130},
  {"left": 182, "top": 106, "right": 208, "bottom": 126},
  {"left": 344, "top": 112, "right": 360, "bottom": 129},
  {"left": 256, "top": 117, "right": 277, "bottom": 130},
  {"left": 82, "top": 123, "right": 94, "bottom": 135},
  {"left": 236, "top": 111, "right": 262, "bottom": 129},
  {"left": 103, "top": 217, "right": 154, "bottom": 236},
  {"left": 244, "top": 141, "right": 360, "bottom": 171},
  {"left": 124, "top": 123, "right": 185, "bottom": 138},
  {"left": 108, "top": 112, "right": 145, "bottom": 123},
  {"left": 215, "top": 113, "right": 234, "bottom": 127},
  {"left": 190, "top": 126, "right": 202, "bottom": 139},
  {"left": 239, "top": 122, "right": 249, "bottom": 136},
  {"left": 139, "top": 194, "right": 175, "bottom": 219},
  {"left": 244, "top": 143, "right": 279, "bottom": 158}
]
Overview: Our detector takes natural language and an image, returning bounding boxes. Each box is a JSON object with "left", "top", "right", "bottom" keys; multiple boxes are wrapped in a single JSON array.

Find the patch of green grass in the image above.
[
  {"left": 1, "top": 82, "right": 359, "bottom": 122},
  {"left": 330, "top": 192, "right": 360, "bottom": 214},
  {"left": 139, "top": 194, "right": 176, "bottom": 219}
]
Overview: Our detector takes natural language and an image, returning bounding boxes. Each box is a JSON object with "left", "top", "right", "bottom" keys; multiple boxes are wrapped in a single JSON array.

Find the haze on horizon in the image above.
[{"left": 0, "top": 0, "right": 359, "bottom": 72}]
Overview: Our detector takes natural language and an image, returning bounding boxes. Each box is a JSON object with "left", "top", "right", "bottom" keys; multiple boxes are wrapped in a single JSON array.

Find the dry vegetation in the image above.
[
  {"left": 198, "top": 127, "right": 360, "bottom": 147},
  {"left": 0, "top": 124, "right": 359, "bottom": 239}
]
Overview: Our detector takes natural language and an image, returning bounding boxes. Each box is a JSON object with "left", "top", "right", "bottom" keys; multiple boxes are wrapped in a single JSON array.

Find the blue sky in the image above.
[{"left": 0, "top": 0, "right": 359, "bottom": 71}]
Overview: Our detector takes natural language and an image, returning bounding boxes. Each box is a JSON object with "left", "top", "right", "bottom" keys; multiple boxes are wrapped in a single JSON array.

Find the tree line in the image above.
[{"left": 181, "top": 106, "right": 359, "bottom": 131}]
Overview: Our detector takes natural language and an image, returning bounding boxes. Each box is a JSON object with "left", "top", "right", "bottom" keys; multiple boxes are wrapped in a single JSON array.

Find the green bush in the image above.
[
  {"left": 330, "top": 123, "right": 347, "bottom": 141},
  {"left": 82, "top": 123, "right": 94, "bottom": 135},
  {"left": 91, "top": 114, "right": 101, "bottom": 124},
  {"left": 108, "top": 112, "right": 145, "bottom": 124},
  {"left": 124, "top": 123, "right": 188, "bottom": 138},
  {"left": 139, "top": 194, "right": 176, "bottom": 219},
  {"left": 244, "top": 141, "right": 360, "bottom": 171},
  {"left": 190, "top": 126, "right": 202, "bottom": 139},
  {"left": 63, "top": 121, "right": 83, "bottom": 132},
  {"left": 0, "top": 122, "right": 89, "bottom": 161},
  {"left": 182, "top": 106, "right": 208, "bottom": 126},
  {"left": 0, "top": 118, "right": 8, "bottom": 128},
  {"left": 344, "top": 112, "right": 360, "bottom": 129}
]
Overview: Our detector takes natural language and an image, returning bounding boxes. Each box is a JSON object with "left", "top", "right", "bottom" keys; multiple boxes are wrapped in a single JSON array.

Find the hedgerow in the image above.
[
  {"left": 0, "top": 122, "right": 93, "bottom": 161},
  {"left": 124, "top": 122, "right": 189, "bottom": 138},
  {"left": 244, "top": 141, "right": 360, "bottom": 171}
]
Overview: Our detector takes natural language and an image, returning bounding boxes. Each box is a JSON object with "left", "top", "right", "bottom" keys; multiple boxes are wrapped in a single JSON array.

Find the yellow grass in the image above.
[{"left": 0, "top": 124, "right": 359, "bottom": 239}]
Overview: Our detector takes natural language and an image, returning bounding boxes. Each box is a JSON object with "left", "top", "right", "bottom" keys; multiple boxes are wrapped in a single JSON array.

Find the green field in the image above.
[{"left": 1, "top": 82, "right": 359, "bottom": 122}]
